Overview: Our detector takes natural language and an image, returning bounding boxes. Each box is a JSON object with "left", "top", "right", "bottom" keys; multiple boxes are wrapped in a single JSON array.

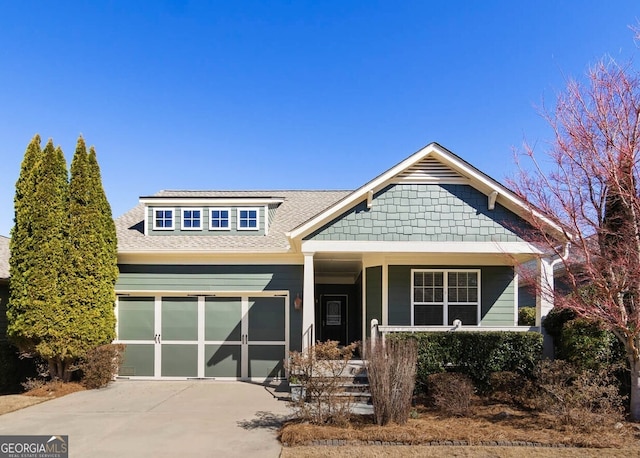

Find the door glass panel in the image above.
[
  {"left": 248, "top": 297, "right": 285, "bottom": 342},
  {"left": 161, "top": 344, "right": 198, "bottom": 377},
  {"left": 161, "top": 297, "right": 198, "bottom": 341},
  {"left": 118, "top": 297, "right": 154, "bottom": 341},
  {"left": 120, "top": 344, "right": 154, "bottom": 376},
  {"left": 326, "top": 301, "right": 341, "bottom": 325},
  {"left": 204, "top": 344, "right": 241, "bottom": 378},
  {"left": 248, "top": 345, "right": 285, "bottom": 379},
  {"left": 205, "top": 298, "right": 242, "bottom": 341}
]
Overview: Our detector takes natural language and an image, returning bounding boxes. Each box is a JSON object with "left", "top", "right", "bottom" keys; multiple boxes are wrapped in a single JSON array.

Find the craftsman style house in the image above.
[{"left": 113, "top": 143, "right": 563, "bottom": 381}]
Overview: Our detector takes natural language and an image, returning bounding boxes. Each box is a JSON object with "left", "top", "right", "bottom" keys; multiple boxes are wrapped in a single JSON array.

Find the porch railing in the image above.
[{"left": 371, "top": 319, "right": 540, "bottom": 348}]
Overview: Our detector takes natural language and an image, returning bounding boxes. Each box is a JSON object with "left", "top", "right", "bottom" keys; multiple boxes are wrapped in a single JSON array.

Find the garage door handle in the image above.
[{"left": 154, "top": 334, "right": 161, "bottom": 344}]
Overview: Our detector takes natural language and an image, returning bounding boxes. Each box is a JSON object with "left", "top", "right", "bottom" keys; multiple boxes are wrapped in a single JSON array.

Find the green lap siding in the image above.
[
  {"left": 387, "top": 265, "right": 515, "bottom": 326},
  {"left": 366, "top": 266, "right": 382, "bottom": 337}
]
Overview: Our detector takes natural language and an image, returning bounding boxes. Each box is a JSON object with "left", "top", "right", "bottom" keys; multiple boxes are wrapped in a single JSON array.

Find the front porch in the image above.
[{"left": 299, "top": 248, "right": 556, "bottom": 351}]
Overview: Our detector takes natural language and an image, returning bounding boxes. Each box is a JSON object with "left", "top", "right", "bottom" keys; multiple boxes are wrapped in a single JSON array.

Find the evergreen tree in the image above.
[
  {"left": 8, "top": 135, "right": 43, "bottom": 351},
  {"left": 8, "top": 139, "right": 69, "bottom": 379},
  {"left": 64, "top": 138, "right": 117, "bottom": 361},
  {"left": 8, "top": 136, "right": 118, "bottom": 381}
]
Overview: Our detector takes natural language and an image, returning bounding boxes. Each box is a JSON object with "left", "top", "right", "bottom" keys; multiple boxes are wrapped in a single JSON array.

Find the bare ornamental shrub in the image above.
[
  {"left": 78, "top": 344, "right": 126, "bottom": 389},
  {"left": 531, "top": 360, "right": 626, "bottom": 430},
  {"left": 427, "top": 372, "right": 475, "bottom": 417},
  {"left": 285, "top": 340, "right": 358, "bottom": 425},
  {"left": 367, "top": 338, "right": 418, "bottom": 426},
  {"left": 489, "top": 371, "right": 536, "bottom": 408}
]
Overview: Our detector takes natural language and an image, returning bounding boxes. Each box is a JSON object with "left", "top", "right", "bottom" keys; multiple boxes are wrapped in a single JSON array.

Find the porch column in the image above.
[
  {"left": 537, "top": 257, "right": 555, "bottom": 357},
  {"left": 302, "top": 252, "right": 316, "bottom": 350}
]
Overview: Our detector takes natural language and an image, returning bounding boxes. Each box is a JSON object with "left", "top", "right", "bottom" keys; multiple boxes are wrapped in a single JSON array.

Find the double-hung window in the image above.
[
  {"left": 209, "top": 208, "right": 230, "bottom": 230},
  {"left": 412, "top": 269, "right": 480, "bottom": 326},
  {"left": 153, "top": 208, "right": 174, "bottom": 230},
  {"left": 181, "top": 209, "right": 202, "bottom": 230},
  {"left": 237, "top": 208, "right": 259, "bottom": 230}
]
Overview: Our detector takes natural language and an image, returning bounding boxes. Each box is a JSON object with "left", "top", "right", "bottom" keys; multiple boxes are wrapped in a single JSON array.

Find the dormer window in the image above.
[
  {"left": 153, "top": 208, "right": 174, "bottom": 230},
  {"left": 237, "top": 208, "right": 259, "bottom": 230},
  {"left": 182, "top": 209, "right": 202, "bottom": 230},
  {"left": 210, "top": 208, "right": 230, "bottom": 230}
]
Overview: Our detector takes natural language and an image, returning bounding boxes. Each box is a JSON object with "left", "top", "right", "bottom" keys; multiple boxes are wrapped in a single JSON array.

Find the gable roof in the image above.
[
  {"left": 116, "top": 190, "right": 350, "bottom": 253},
  {"left": 287, "top": 142, "right": 565, "bottom": 242},
  {"left": 0, "top": 236, "right": 9, "bottom": 280}
]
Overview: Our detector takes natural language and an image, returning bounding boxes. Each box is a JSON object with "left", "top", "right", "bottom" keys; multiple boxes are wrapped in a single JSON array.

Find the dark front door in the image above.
[{"left": 320, "top": 295, "right": 348, "bottom": 344}]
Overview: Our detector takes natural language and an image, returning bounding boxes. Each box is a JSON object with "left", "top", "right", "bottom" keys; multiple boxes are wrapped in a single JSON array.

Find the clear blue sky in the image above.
[{"left": 1, "top": 1, "right": 639, "bottom": 237}]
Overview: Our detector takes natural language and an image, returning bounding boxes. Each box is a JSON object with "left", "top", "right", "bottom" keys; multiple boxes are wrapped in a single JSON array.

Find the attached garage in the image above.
[{"left": 116, "top": 292, "right": 289, "bottom": 381}]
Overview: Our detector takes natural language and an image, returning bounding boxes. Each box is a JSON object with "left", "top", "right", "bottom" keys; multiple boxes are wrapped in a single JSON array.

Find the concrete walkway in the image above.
[{"left": 0, "top": 380, "right": 292, "bottom": 457}]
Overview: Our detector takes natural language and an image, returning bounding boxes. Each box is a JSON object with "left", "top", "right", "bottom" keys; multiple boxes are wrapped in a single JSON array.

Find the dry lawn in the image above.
[
  {"left": 281, "top": 403, "right": 640, "bottom": 452},
  {"left": 281, "top": 445, "right": 640, "bottom": 457},
  {"left": 0, "top": 381, "right": 85, "bottom": 415}
]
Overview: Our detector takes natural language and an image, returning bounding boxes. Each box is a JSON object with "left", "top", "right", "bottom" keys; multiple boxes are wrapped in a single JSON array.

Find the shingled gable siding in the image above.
[
  {"left": 387, "top": 265, "right": 516, "bottom": 326},
  {"left": 116, "top": 264, "right": 304, "bottom": 350},
  {"left": 305, "top": 183, "right": 529, "bottom": 242},
  {"left": 147, "top": 206, "right": 266, "bottom": 236}
]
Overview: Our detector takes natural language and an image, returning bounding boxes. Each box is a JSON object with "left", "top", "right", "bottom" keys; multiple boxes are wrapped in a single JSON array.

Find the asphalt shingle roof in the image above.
[
  {"left": 0, "top": 236, "right": 9, "bottom": 279},
  {"left": 116, "top": 190, "right": 351, "bottom": 253}
]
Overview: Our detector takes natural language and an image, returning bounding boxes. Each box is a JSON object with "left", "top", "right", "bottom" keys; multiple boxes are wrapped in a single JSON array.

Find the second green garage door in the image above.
[{"left": 117, "top": 294, "right": 288, "bottom": 381}]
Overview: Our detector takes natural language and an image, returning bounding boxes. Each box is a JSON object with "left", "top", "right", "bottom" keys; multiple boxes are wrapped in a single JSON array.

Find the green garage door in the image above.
[
  {"left": 117, "top": 294, "right": 287, "bottom": 380},
  {"left": 204, "top": 296, "right": 286, "bottom": 380}
]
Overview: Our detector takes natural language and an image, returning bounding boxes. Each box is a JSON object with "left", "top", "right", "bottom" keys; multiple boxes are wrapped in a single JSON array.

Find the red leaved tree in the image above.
[{"left": 512, "top": 59, "right": 640, "bottom": 420}]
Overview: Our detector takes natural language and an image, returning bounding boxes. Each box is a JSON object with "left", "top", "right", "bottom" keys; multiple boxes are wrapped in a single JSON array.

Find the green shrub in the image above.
[
  {"left": 78, "top": 344, "right": 126, "bottom": 389},
  {"left": 518, "top": 307, "right": 536, "bottom": 326},
  {"left": 390, "top": 332, "right": 543, "bottom": 394},
  {"left": 560, "top": 318, "right": 620, "bottom": 370}
]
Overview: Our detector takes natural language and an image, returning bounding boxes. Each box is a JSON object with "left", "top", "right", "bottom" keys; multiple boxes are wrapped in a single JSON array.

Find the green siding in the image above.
[
  {"left": 366, "top": 266, "right": 382, "bottom": 337},
  {"left": 306, "top": 184, "right": 531, "bottom": 242},
  {"left": 117, "top": 264, "right": 303, "bottom": 351},
  {"left": 387, "top": 265, "right": 516, "bottom": 326},
  {"left": 481, "top": 266, "right": 516, "bottom": 326},
  {"left": 148, "top": 206, "right": 266, "bottom": 236}
]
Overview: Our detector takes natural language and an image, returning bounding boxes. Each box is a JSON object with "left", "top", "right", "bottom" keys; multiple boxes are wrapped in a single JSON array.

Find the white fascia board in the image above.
[
  {"left": 300, "top": 240, "right": 545, "bottom": 255},
  {"left": 140, "top": 197, "right": 285, "bottom": 206}
]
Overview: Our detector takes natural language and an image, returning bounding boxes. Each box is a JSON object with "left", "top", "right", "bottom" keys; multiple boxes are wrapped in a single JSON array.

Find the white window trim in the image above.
[
  {"left": 209, "top": 207, "right": 231, "bottom": 231},
  {"left": 237, "top": 207, "right": 260, "bottom": 231},
  {"left": 181, "top": 208, "right": 203, "bottom": 231},
  {"left": 410, "top": 269, "right": 481, "bottom": 326},
  {"left": 153, "top": 208, "right": 174, "bottom": 230}
]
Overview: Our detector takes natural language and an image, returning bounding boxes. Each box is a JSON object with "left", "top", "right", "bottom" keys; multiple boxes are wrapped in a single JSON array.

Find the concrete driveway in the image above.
[{"left": 0, "top": 380, "right": 293, "bottom": 457}]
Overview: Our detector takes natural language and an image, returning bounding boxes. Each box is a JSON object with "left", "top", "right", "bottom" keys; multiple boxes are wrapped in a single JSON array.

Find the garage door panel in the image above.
[
  {"left": 248, "top": 345, "right": 285, "bottom": 379},
  {"left": 120, "top": 344, "right": 155, "bottom": 377},
  {"left": 162, "top": 297, "right": 198, "bottom": 341},
  {"left": 248, "top": 297, "right": 285, "bottom": 342},
  {"left": 205, "top": 298, "right": 242, "bottom": 341},
  {"left": 118, "top": 297, "right": 155, "bottom": 340},
  {"left": 205, "top": 344, "right": 241, "bottom": 378},
  {"left": 161, "top": 344, "right": 198, "bottom": 377}
]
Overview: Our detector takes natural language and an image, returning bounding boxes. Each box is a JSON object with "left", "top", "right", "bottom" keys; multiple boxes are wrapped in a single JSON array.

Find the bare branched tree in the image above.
[{"left": 511, "top": 59, "right": 640, "bottom": 420}]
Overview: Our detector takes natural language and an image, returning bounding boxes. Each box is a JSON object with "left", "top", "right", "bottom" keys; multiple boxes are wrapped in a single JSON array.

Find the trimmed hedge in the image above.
[{"left": 389, "top": 332, "right": 543, "bottom": 393}]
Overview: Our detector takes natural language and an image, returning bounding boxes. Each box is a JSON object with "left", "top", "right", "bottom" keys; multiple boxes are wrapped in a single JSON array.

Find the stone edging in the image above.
[{"left": 283, "top": 440, "right": 572, "bottom": 448}]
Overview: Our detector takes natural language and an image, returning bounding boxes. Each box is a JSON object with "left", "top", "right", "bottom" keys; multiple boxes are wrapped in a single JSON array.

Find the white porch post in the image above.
[
  {"left": 537, "top": 257, "right": 555, "bottom": 357},
  {"left": 302, "top": 252, "right": 316, "bottom": 350}
]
